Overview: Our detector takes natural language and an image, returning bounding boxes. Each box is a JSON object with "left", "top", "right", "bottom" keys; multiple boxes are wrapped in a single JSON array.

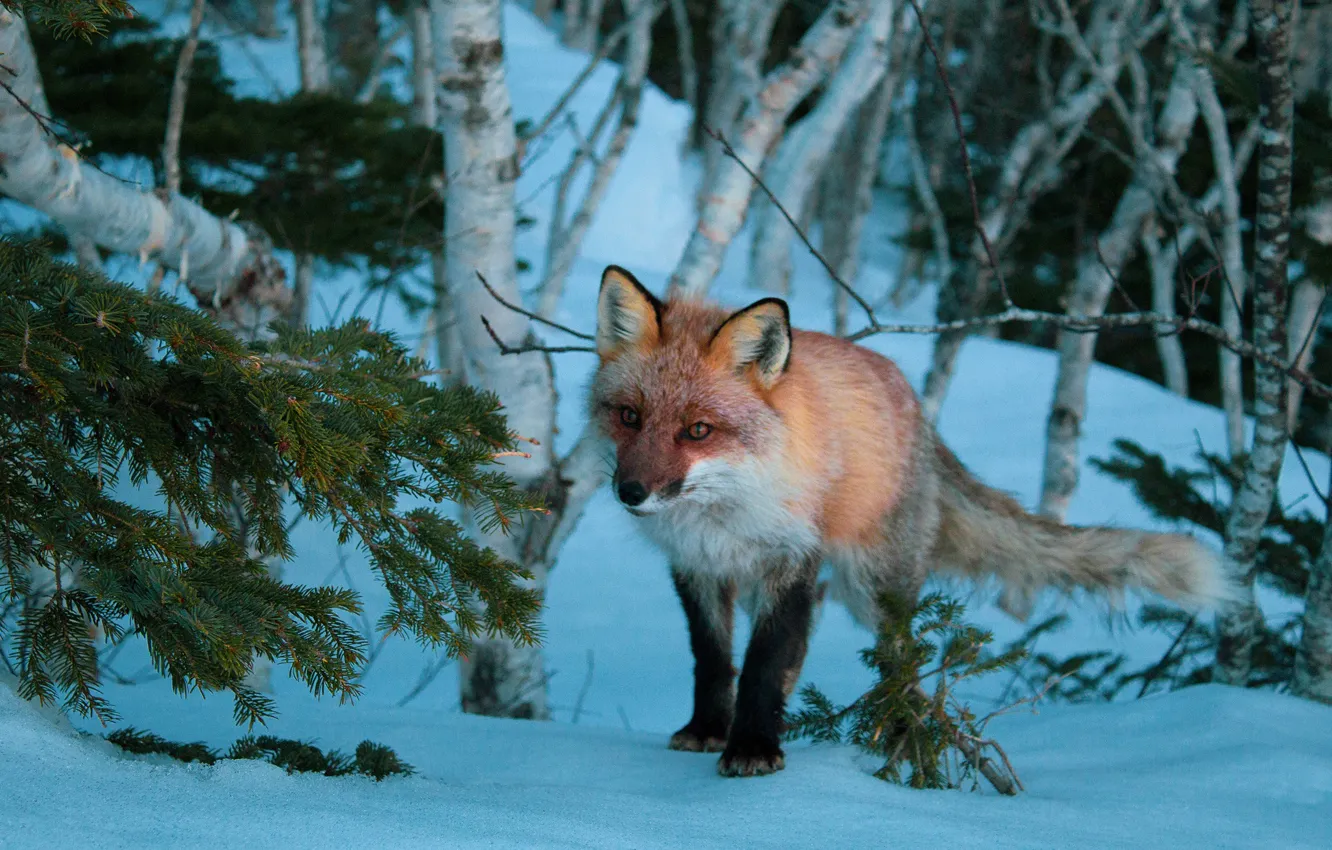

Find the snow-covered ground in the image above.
[{"left": 3, "top": 4, "right": 1332, "bottom": 848}]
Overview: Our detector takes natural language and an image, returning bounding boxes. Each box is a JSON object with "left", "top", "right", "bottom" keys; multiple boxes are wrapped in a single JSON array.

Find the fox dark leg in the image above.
[
  {"left": 719, "top": 559, "right": 819, "bottom": 777},
  {"left": 668, "top": 570, "right": 736, "bottom": 753}
]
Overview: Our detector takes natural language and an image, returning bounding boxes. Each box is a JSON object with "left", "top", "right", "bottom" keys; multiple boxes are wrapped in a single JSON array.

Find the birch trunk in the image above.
[
  {"left": 435, "top": 0, "right": 604, "bottom": 719},
  {"left": 1037, "top": 53, "right": 1203, "bottom": 523},
  {"left": 538, "top": 0, "right": 654, "bottom": 319},
  {"left": 0, "top": 10, "right": 288, "bottom": 327},
  {"left": 562, "top": 0, "right": 585, "bottom": 47},
  {"left": 1293, "top": 449, "right": 1332, "bottom": 704},
  {"left": 919, "top": 0, "right": 1139, "bottom": 422},
  {"left": 327, "top": 0, "right": 382, "bottom": 96},
  {"left": 746, "top": 0, "right": 895, "bottom": 296},
  {"left": 409, "top": 0, "right": 461, "bottom": 384},
  {"left": 1286, "top": 278, "right": 1323, "bottom": 432},
  {"left": 1213, "top": 0, "right": 1295, "bottom": 687},
  {"left": 819, "top": 70, "right": 898, "bottom": 335},
  {"left": 1141, "top": 223, "right": 1190, "bottom": 396},
  {"left": 411, "top": 0, "right": 437, "bottom": 128},
  {"left": 295, "top": 0, "right": 332, "bottom": 92},
  {"left": 667, "top": 0, "right": 698, "bottom": 126},
  {"left": 696, "top": 0, "right": 784, "bottom": 212},
  {"left": 669, "top": 0, "right": 866, "bottom": 298}
]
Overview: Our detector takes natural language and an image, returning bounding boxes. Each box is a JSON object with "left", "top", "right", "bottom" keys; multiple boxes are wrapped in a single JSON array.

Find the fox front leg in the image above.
[
  {"left": 718, "top": 559, "right": 819, "bottom": 778},
  {"left": 668, "top": 570, "right": 736, "bottom": 753}
]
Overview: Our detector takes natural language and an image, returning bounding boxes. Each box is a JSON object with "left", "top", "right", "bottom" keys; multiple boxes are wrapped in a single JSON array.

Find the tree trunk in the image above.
[
  {"left": 746, "top": 0, "right": 895, "bottom": 296},
  {"left": 411, "top": 0, "right": 437, "bottom": 128},
  {"left": 1037, "top": 49, "right": 1203, "bottom": 523},
  {"left": 1140, "top": 222, "right": 1190, "bottom": 396},
  {"left": 919, "top": 0, "right": 1139, "bottom": 423},
  {"left": 1213, "top": 0, "right": 1295, "bottom": 687},
  {"left": 696, "top": 0, "right": 785, "bottom": 212},
  {"left": 295, "top": 0, "right": 332, "bottom": 92},
  {"left": 669, "top": 0, "right": 865, "bottom": 298},
  {"left": 433, "top": 0, "right": 559, "bottom": 719},
  {"left": 326, "top": 0, "right": 382, "bottom": 96},
  {"left": 0, "top": 9, "right": 288, "bottom": 328},
  {"left": 819, "top": 70, "right": 898, "bottom": 336},
  {"left": 1293, "top": 455, "right": 1332, "bottom": 704},
  {"left": 667, "top": 0, "right": 698, "bottom": 126},
  {"left": 1286, "top": 278, "right": 1323, "bottom": 432},
  {"left": 538, "top": 0, "right": 654, "bottom": 319}
]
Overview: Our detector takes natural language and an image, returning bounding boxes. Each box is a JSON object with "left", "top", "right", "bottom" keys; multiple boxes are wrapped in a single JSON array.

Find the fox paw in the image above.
[
  {"left": 717, "top": 740, "right": 785, "bottom": 777},
  {"left": 668, "top": 723, "right": 728, "bottom": 753}
]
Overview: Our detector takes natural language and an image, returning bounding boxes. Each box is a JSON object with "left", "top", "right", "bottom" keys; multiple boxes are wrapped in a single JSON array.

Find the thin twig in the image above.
[
  {"left": 480, "top": 315, "right": 597, "bottom": 355},
  {"left": 475, "top": 271, "right": 595, "bottom": 340},
  {"left": 355, "top": 20, "right": 410, "bottom": 105},
  {"left": 704, "top": 126, "right": 877, "bottom": 326},
  {"left": 905, "top": 0, "right": 1011, "bottom": 308}
]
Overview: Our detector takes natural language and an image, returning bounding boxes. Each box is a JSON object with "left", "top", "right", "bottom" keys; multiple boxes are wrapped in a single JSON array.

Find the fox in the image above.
[{"left": 586, "top": 264, "right": 1233, "bottom": 779}]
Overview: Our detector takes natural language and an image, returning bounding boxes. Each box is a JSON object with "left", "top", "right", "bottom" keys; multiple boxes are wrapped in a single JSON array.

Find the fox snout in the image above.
[{"left": 613, "top": 472, "right": 684, "bottom": 512}]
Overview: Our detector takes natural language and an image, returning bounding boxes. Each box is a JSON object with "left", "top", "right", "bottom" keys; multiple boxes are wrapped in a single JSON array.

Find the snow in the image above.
[{"left": 4, "top": 3, "right": 1332, "bottom": 848}]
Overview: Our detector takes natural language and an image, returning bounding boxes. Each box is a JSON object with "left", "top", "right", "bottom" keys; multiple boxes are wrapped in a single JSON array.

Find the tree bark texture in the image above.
[
  {"left": 295, "top": 0, "right": 332, "bottom": 92},
  {"left": 668, "top": 0, "right": 865, "bottom": 298},
  {"left": 326, "top": 0, "right": 382, "bottom": 96},
  {"left": 696, "top": 0, "right": 784, "bottom": 213},
  {"left": 1037, "top": 46, "right": 1203, "bottom": 523},
  {"left": 745, "top": 0, "right": 895, "bottom": 296},
  {"left": 1293, "top": 458, "right": 1332, "bottom": 704},
  {"left": 1213, "top": 0, "right": 1295, "bottom": 687},
  {"left": 0, "top": 9, "right": 288, "bottom": 328},
  {"left": 538, "top": 0, "right": 654, "bottom": 319},
  {"left": 920, "top": 0, "right": 1141, "bottom": 422}
]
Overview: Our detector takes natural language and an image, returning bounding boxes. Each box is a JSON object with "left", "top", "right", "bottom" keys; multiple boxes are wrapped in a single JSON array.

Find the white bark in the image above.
[
  {"left": 562, "top": 0, "right": 585, "bottom": 47},
  {"left": 920, "top": 0, "right": 1143, "bottom": 422},
  {"left": 1197, "top": 66, "right": 1248, "bottom": 457},
  {"left": 1140, "top": 223, "right": 1190, "bottom": 396},
  {"left": 1213, "top": 0, "right": 1294, "bottom": 687},
  {"left": 820, "top": 67, "right": 899, "bottom": 336},
  {"left": 411, "top": 1, "right": 437, "bottom": 127},
  {"left": 667, "top": 0, "right": 698, "bottom": 125},
  {"left": 575, "top": 0, "right": 609, "bottom": 52},
  {"left": 294, "top": 0, "right": 332, "bottom": 92},
  {"left": 1294, "top": 460, "right": 1332, "bottom": 704},
  {"left": 669, "top": 0, "right": 866, "bottom": 298},
  {"left": 746, "top": 0, "right": 895, "bottom": 296},
  {"left": 1037, "top": 51, "right": 1201, "bottom": 524},
  {"left": 0, "top": 10, "right": 287, "bottom": 326},
  {"left": 696, "top": 0, "right": 784, "bottom": 209},
  {"left": 1285, "top": 278, "right": 1322, "bottom": 431},
  {"left": 434, "top": 0, "right": 613, "bottom": 719},
  {"left": 538, "top": 0, "right": 654, "bottom": 319}
]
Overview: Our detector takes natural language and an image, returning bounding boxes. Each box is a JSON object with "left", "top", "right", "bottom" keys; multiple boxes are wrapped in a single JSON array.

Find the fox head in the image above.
[{"left": 587, "top": 265, "right": 792, "bottom": 516}]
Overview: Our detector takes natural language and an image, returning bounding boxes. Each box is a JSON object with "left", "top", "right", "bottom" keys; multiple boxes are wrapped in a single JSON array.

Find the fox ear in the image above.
[
  {"left": 596, "top": 265, "right": 662, "bottom": 358},
  {"left": 709, "top": 298, "right": 792, "bottom": 389}
]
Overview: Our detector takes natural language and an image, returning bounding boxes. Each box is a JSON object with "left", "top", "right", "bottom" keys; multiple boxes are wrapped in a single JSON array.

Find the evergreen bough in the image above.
[
  {"left": 785, "top": 592, "right": 1027, "bottom": 794},
  {"left": 107, "top": 726, "right": 415, "bottom": 780},
  {"left": 0, "top": 239, "right": 544, "bottom": 726}
]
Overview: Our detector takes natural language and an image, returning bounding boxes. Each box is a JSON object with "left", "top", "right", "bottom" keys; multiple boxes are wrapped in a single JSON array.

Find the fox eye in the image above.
[
  {"left": 619, "top": 407, "right": 641, "bottom": 428},
  {"left": 685, "top": 422, "right": 712, "bottom": 441}
]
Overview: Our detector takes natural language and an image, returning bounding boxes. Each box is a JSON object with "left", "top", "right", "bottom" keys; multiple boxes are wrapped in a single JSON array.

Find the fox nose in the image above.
[{"left": 617, "top": 480, "right": 648, "bottom": 507}]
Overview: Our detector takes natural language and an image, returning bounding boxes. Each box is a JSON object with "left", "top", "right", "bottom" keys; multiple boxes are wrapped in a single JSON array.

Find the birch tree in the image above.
[
  {"left": 0, "top": 8, "right": 288, "bottom": 331},
  {"left": 745, "top": 0, "right": 897, "bottom": 296},
  {"left": 919, "top": 0, "right": 1147, "bottom": 422},
  {"left": 1036, "top": 25, "right": 1205, "bottom": 524},
  {"left": 1213, "top": 0, "right": 1295, "bottom": 686},
  {"left": 695, "top": 0, "right": 784, "bottom": 212},
  {"left": 537, "top": 0, "right": 655, "bottom": 319},
  {"left": 668, "top": 0, "right": 866, "bottom": 297},
  {"left": 432, "top": 0, "right": 604, "bottom": 718}
]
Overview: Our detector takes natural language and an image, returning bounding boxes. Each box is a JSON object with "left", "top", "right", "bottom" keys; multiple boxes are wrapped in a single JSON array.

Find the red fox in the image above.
[{"left": 587, "top": 265, "right": 1232, "bottom": 778}]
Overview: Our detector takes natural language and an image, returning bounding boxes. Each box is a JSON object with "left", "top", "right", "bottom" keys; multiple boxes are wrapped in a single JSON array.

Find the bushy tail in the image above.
[{"left": 929, "top": 442, "right": 1235, "bottom": 620}]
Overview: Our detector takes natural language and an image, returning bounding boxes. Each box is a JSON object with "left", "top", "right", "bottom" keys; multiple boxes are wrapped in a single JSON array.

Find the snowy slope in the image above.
[{"left": 3, "top": 3, "right": 1332, "bottom": 848}]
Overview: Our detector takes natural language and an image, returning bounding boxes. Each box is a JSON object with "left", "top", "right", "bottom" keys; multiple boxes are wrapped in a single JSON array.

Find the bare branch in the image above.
[
  {"left": 906, "top": 0, "right": 1010, "bottom": 308},
  {"left": 475, "top": 270, "right": 595, "bottom": 341},
  {"left": 355, "top": 19, "right": 410, "bottom": 104}
]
